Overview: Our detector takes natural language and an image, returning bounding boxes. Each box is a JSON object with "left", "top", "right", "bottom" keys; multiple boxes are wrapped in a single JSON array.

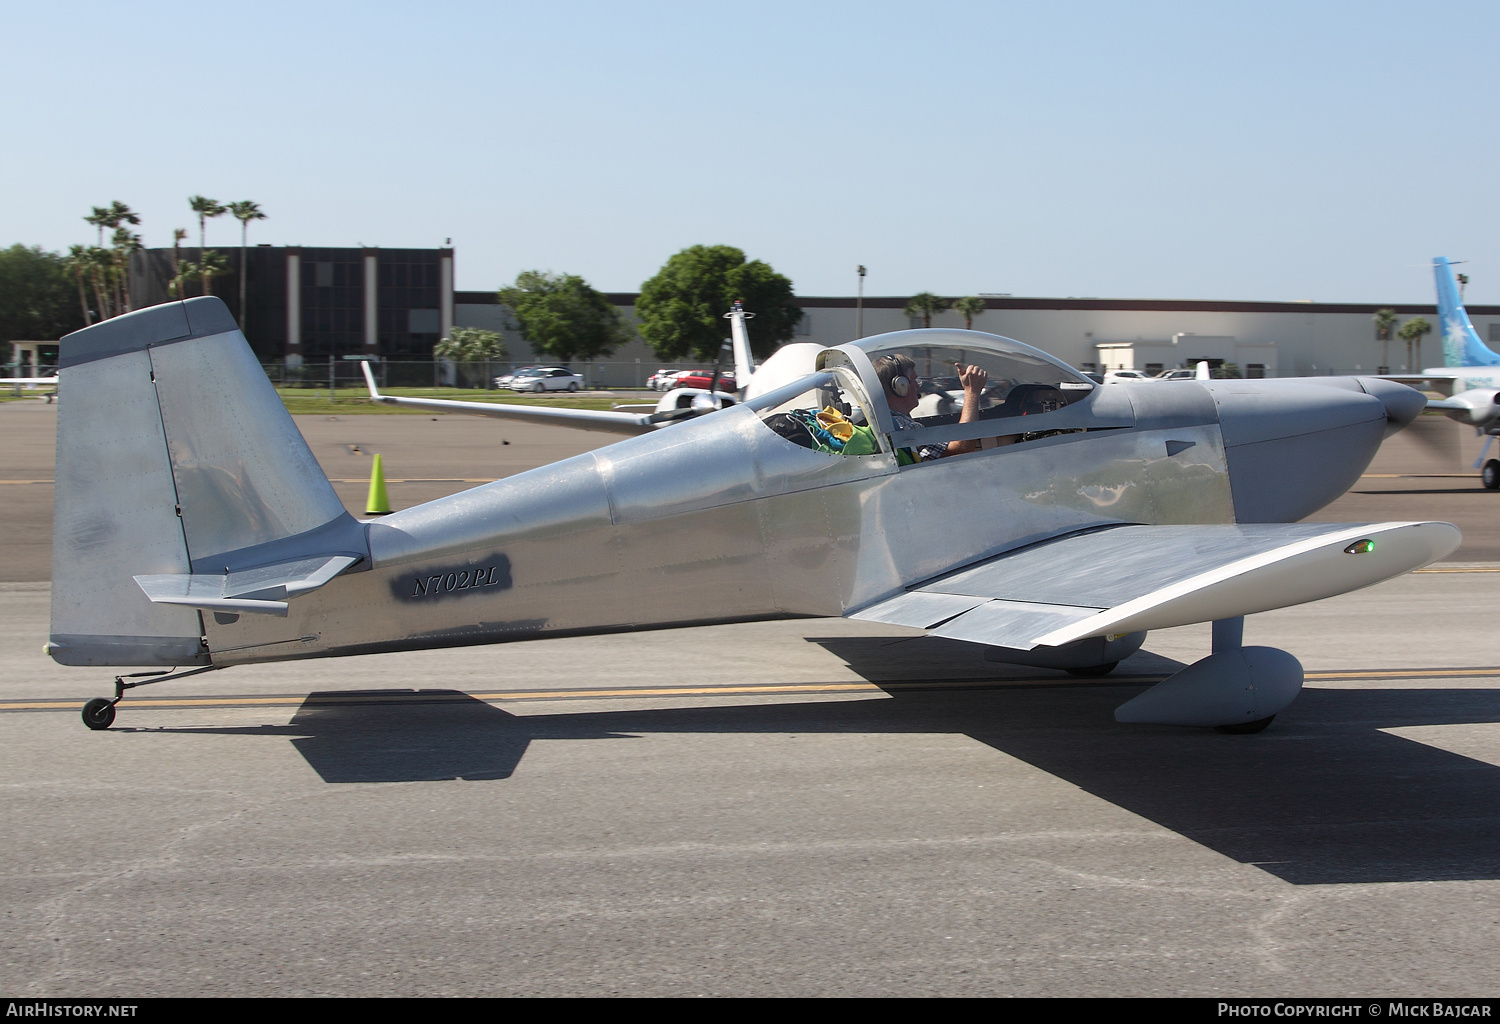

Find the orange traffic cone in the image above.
[{"left": 365, "top": 454, "right": 391, "bottom": 515}]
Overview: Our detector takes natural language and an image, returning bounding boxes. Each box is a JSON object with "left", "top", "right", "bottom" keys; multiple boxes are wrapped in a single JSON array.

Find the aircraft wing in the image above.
[
  {"left": 360, "top": 361, "right": 658, "bottom": 436},
  {"left": 1379, "top": 372, "right": 1460, "bottom": 398},
  {"left": 850, "top": 521, "right": 1459, "bottom": 650}
]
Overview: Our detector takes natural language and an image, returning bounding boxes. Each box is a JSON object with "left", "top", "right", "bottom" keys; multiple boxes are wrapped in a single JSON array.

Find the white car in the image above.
[
  {"left": 508, "top": 366, "right": 584, "bottom": 392},
  {"left": 1103, "top": 369, "right": 1153, "bottom": 383},
  {"left": 648, "top": 369, "right": 694, "bottom": 391},
  {"left": 1154, "top": 367, "right": 1199, "bottom": 381}
]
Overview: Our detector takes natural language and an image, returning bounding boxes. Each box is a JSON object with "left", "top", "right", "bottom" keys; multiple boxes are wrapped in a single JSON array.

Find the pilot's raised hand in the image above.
[{"left": 958, "top": 364, "right": 987, "bottom": 394}]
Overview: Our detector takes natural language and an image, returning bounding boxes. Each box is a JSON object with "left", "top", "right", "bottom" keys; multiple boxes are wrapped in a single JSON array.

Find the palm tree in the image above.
[
  {"left": 172, "top": 228, "right": 188, "bottom": 296},
  {"left": 193, "top": 250, "right": 231, "bottom": 301},
  {"left": 111, "top": 227, "right": 143, "bottom": 312},
  {"left": 227, "top": 200, "right": 266, "bottom": 330},
  {"left": 1373, "top": 308, "right": 1397, "bottom": 373},
  {"left": 188, "top": 195, "right": 226, "bottom": 293},
  {"left": 953, "top": 296, "right": 986, "bottom": 331},
  {"left": 104, "top": 201, "right": 139, "bottom": 233},
  {"left": 84, "top": 247, "right": 113, "bottom": 320},
  {"left": 64, "top": 245, "right": 93, "bottom": 325},
  {"left": 1399, "top": 316, "right": 1432, "bottom": 372},
  {"left": 903, "top": 292, "right": 950, "bottom": 328},
  {"left": 84, "top": 206, "right": 110, "bottom": 246}
]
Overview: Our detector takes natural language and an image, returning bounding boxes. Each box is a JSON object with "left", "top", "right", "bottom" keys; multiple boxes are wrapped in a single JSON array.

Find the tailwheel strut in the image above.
[{"left": 81, "top": 664, "right": 222, "bottom": 731}]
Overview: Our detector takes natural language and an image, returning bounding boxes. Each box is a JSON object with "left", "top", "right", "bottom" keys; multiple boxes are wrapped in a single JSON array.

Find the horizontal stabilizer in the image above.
[
  {"left": 851, "top": 521, "right": 1459, "bottom": 649},
  {"left": 135, "top": 554, "right": 358, "bottom": 617}
]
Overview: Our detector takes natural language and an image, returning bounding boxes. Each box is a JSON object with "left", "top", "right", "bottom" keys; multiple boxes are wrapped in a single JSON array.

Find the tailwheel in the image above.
[
  {"left": 79, "top": 664, "right": 222, "bottom": 730},
  {"left": 1215, "top": 715, "right": 1275, "bottom": 735},
  {"left": 82, "top": 697, "right": 116, "bottom": 731}
]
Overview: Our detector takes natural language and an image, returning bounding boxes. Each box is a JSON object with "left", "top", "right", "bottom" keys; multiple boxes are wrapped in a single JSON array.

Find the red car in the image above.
[{"left": 670, "top": 370, "right": 736, "bottom": 390}]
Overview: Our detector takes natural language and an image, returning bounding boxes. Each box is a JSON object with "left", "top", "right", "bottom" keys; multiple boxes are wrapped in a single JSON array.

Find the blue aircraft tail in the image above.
[{"left": 1434, "top": 256, "right": 1500, "bottom": 367}]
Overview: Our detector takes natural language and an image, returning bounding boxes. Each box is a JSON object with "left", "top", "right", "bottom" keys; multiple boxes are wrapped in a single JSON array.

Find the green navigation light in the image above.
[{"left": 1344, "top": 538, "right": 1376, "bottom": 554}]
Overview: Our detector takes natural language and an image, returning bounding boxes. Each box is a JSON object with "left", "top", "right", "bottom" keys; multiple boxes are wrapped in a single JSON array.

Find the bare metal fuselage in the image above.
[{"left": 205, "top": 399, "right": 1237, "bottom": 665}]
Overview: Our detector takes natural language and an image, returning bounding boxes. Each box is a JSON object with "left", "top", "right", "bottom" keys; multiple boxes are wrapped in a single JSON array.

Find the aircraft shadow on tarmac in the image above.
[{"left": 162, "top": 635, "right": 1500, "bottom": 888}]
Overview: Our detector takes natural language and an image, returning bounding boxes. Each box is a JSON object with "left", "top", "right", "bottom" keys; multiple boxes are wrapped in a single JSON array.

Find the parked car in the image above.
[
  {"left": 508, "top": 366, "right": 584, "bottom": 392},
  {"left": 670, "top": 370, "right": 736, "bottom": 391},
  {"left": 1154, "top": 367, "right": 1198, "bottom": 381},
  {"left": 493, "top": 365, "right": 542, "bottom": 389},
  {"left": 647, "top": 368, "right": 687, "bottom": 391},
  {"left": 1103, "top": 369, "right": 1152, "bottom": 383}
]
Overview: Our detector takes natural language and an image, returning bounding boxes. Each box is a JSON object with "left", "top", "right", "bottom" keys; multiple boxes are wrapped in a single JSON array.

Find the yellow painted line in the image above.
[
  {"left": 8, "top": 667, "right": 1500, "bottom": 714},
  {"left": 1304, "top": 667, "right": 1500, "bottom": 680},
  {"left": 0, "top": 682, "right": 887, "bottom": 712}
]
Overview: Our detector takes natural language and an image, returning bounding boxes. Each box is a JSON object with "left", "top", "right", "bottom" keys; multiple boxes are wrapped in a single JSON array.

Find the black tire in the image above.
[
  {"left": 568, "top": 382, "right": 579, "bottom": 392},
  {"left": 532, "top": 382, "right": 544, "bottom": 393},
  {"left": 1215, "top": 715, "right": 1275, "bottom": 735},
  {"left": 82, "top": 698, "right": 116, "bottom": 731},
  {"left": 1483, "top": 460, "right": 1500, "bottom": 490},
  {"left": 1065, "top": 662, "right": 1118, "bottom": 677}
]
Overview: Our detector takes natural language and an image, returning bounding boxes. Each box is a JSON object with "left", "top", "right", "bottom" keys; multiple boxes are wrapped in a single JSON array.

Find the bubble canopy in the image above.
[{"left": 844, "top": 328, "right": 1094, "bottom": 396}]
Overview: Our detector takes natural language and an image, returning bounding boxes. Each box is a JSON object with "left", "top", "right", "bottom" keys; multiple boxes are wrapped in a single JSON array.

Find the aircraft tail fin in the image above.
[
  {"left": 48, "top": 297, "right": 364, "bottom": 667},
  {"left": 1434, "top": 257, "right": 1500, "bottom": 367},
  {"left": 725, "top": 300, "right": 758, "bottom": 389}
]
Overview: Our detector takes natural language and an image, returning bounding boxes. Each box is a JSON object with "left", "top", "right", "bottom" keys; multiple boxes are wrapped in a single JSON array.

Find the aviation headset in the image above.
[{"left": 874, "top": 354, "right": 915, "bottom": 399}]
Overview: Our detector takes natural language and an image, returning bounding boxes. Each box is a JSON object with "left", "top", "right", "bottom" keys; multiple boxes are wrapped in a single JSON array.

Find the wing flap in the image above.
[{"left": 850, "top": 522, "right": 1460, "bottom": 649}]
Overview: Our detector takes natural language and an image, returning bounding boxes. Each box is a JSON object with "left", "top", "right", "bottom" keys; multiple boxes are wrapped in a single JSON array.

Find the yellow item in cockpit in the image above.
[{"left": 815, "top": 406, "right": 855, "bottom": 442}]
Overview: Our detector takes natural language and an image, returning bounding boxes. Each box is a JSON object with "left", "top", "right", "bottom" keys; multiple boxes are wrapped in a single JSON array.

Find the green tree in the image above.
[
  {"left": 499, "top": 270, "right": 630, "bottom": 363},
  {"left": 178, "top": 251, "right": 232, "bottom": 303},
  {"left": 0, "top": 245, "right": 87, "bottom": 345},
  {"left": 635, "top": 245, "right": 802, "bottom": 362},
  {"left": 1373, "top": 308, "right": 1398, "bottom": 372},
  {"left": 110, "top": 226, "right": 142, "bottom": 313},
  {"left": 63, "top": 245, "right": 93, "bottom": 325},
  {"left": 434, "top": 327, "right": 509, "bottom": 388},
  {"left": 188, "top": 195, "right": 226, "bottom": 295},
  {"left": 1398, "top": 316, "right": 1432, "bottom": 372},
  {"left": 952, "top": 295, "right": 986, "bottom": 330},
  {"left": 903, "top": 291, "right": 950, "bottom": 328},
  {"left": 227, "top": 201, "right": 266, "bottom": 331},
  {"left": 171, "top": 228, "right": 188, "bottom": 298}
]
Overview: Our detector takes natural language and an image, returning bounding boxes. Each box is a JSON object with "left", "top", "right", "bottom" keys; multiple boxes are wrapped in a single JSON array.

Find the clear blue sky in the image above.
[{"left": 3, "top": 1, "right": 1495, "bottom": 303}]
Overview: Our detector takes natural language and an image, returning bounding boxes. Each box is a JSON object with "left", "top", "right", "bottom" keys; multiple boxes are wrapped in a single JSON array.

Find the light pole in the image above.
[{"left": 856, "top": 265, "right": 866, "bottom": 339}]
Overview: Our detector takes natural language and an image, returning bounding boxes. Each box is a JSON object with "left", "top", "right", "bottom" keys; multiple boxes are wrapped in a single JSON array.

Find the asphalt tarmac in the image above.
[{"left": 3, "top": 398, "right": 1500, "bottom": 997}]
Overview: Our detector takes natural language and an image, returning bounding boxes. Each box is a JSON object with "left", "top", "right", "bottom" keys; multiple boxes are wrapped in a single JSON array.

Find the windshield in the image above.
[{"left": 747, "top": 371, "right": 883, "bottom": 457}]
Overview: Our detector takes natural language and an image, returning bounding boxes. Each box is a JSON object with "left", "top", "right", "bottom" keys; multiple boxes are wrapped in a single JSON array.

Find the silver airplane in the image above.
[{"left": 50, "top": 296, "right": 1457, "bottom": 734}]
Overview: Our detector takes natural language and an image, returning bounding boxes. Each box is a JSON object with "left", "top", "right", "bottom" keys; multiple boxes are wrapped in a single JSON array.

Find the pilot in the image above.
[{"left": 872, "top": 353, "right": 988, "bottom": 461}]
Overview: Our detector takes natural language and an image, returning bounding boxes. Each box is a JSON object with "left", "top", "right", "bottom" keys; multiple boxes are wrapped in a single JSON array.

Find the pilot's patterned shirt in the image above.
[{"left": 892, "top": 412, "right": 947, "bottom": 462}]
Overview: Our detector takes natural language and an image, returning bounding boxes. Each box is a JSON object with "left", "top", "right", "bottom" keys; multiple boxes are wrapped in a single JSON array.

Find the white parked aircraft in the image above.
[{"left": 1386, "top": 257, "right": 1500, "bottom": 487}]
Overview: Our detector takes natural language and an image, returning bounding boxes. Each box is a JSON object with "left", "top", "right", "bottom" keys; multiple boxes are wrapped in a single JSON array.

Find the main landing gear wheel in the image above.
[
  {"left": 82, "top": 698, "right": 116, "bottom": 731},
  {"left": 1066, "top": 662, "right": 1118, "bottom": 677},
  {"left": 1215, "top": 715, "right": 1275, "bottom": 735},
  {"left": 1483, "top": 460, "right": 1500, "bottom": 490}
]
